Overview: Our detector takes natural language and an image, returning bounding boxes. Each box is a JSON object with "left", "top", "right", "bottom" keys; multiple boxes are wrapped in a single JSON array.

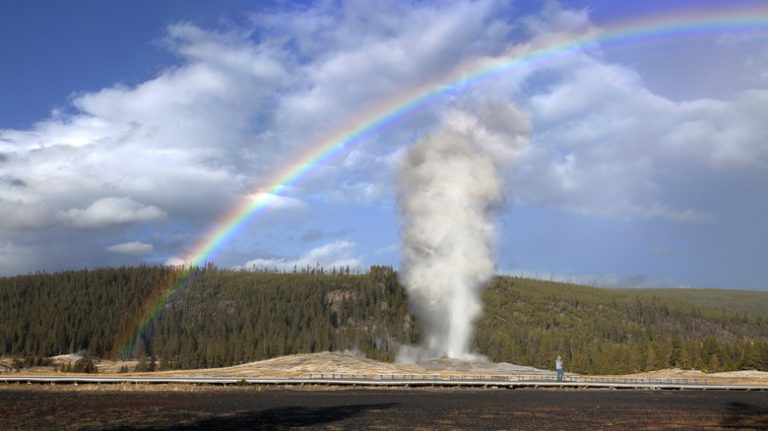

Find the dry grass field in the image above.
[{"left": 4, "top": 352, "right": 768, "bottom": 386}]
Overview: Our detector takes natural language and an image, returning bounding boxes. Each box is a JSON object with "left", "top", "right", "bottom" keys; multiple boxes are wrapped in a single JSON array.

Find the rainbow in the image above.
[{"left": 119, "top": 4, "right": 768, "bottom": 357}]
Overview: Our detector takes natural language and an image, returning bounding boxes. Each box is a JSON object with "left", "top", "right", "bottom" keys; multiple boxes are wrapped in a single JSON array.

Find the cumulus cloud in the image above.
[
  {"left": 241, "top": 240, "right": 361, "bottom": 272},
  {"left": 59, "top": 197, "right": 167, "bottom": 228},
  {"left": 0, "top": 0, "right": 523, "bottom": 274},
  {"left": 507, "top": 51, "right": 767, "bottom": 222},
  {"left": 106, "top": 241, "right": 154, "bottom": 256},
  {"left": 0, "top": 0, "right": 766, "bottom": 284}
]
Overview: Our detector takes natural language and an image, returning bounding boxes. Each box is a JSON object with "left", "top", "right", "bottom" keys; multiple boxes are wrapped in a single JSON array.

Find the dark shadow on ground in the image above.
[
  {"left": 720, "top": 401, "right": 768, "bottom": 429},
  {"left": 106, "top": 403, "right": 398, "bottom": 431}
]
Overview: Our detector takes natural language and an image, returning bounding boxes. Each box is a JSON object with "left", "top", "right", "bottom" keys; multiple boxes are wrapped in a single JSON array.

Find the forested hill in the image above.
[
  {"left": 477, "top": 278, "right": 768, "bottom": 374},
  {"left": 1, "top": 265, "right": 767, "bottom": 375},
  {"left": 0, "top": 265, "right": 415, "bottom": 368}
]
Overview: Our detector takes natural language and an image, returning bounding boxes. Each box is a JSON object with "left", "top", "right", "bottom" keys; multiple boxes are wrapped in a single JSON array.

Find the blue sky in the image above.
[{"left": 1, "top": 0, "right": 766, "bottom": 289}]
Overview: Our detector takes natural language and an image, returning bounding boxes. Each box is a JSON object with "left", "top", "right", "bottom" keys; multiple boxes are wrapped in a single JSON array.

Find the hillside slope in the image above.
[
  {"left": 1, "top": 266, "right": 767, "bottom": 374},
  {"left": 477, "top": 277, "right": 768, "bottom": 373}
]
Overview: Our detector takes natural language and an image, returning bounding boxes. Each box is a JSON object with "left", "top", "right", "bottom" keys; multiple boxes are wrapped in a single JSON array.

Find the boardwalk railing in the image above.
[{"left": 1, "top": 373, "right": 765, "bottom": 390}]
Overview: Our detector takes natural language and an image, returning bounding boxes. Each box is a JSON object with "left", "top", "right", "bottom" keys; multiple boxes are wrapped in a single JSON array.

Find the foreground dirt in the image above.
[{"left": 1, "top": 386, "right": 767, "bottom": 430}]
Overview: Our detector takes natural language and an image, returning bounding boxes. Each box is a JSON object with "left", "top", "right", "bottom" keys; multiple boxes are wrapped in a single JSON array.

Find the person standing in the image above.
[{"left": 555, "top": 355, "right": 564, "bottom": 382}]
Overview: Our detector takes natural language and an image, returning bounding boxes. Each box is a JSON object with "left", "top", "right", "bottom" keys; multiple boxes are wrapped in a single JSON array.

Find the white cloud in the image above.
[
  {"left": 106, "top": 241, "right": 154, "bottom": 256},
  {"left": 241, "top": 240, "right": 361, "bottom": 272},
  {"left": 510, "top": 52, "right": 767, "bottom": 221},
  {"left": 0, "top": 0, "right": 765, "bottom": 283},
  {"left": 248, "top": 193, "right": 306, "bottom": 211},
  {"left": 0, "top": 0, "right": 519, "bottom": 242},
  {"left": 164, "top": 256, "right": 186, "bottom": 267},
  {"left": 59, "top": 197, "right": 167, "bottom": 228},
  {"left": 522, "top": 1, "right": 592, "bottom": 37},
  {"left": 261, "top": 0, "right": 518, "bottom": 153}
]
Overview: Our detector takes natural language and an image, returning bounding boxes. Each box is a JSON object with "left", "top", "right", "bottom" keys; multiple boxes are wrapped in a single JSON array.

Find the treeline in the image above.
[
  {"left": 143, "top": 265, "right": 415, "bottom": 368},
  {"left": 477, "top": 277, "right": 768, "bottom": 374},
  {"left": 0, "top": 265, "right": 416, "bottom": 367},
  {"left": 1, "top": 265, "right": 767, "bottom": 374},
  {"left": 0, "top": 266, "right": 183, "bottom": 359}
]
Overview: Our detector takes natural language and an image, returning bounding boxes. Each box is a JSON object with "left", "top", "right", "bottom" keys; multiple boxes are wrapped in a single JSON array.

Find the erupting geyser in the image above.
[
  {"left": 396, "top": 103, "right": 529, "bottom": 362},
  {"left": 396, "top": 127, "right": 502, "bottom": 361}
]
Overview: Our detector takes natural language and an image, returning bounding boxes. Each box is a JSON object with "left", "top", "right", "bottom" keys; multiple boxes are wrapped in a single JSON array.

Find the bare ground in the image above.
[{"left": 1, "top": 386, "right": 767, "bottom": 430}]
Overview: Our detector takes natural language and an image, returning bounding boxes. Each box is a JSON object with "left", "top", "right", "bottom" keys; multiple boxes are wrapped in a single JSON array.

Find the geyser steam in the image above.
[
  {"left": 397, "top": 127, "right": 504, "bottom": 361},
  {"left": 396, "top": 101, "right": 529, "bottom": 362}
]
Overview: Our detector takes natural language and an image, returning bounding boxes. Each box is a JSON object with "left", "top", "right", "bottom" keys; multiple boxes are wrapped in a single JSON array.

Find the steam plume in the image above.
[{"left": 396, "top": 102, "right": 528, "bottom": 362}]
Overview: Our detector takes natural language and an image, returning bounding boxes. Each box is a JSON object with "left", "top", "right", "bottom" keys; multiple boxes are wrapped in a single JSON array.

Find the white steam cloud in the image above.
[{"left": 396, "top": 102, "right": 528, "bottom": 362}]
